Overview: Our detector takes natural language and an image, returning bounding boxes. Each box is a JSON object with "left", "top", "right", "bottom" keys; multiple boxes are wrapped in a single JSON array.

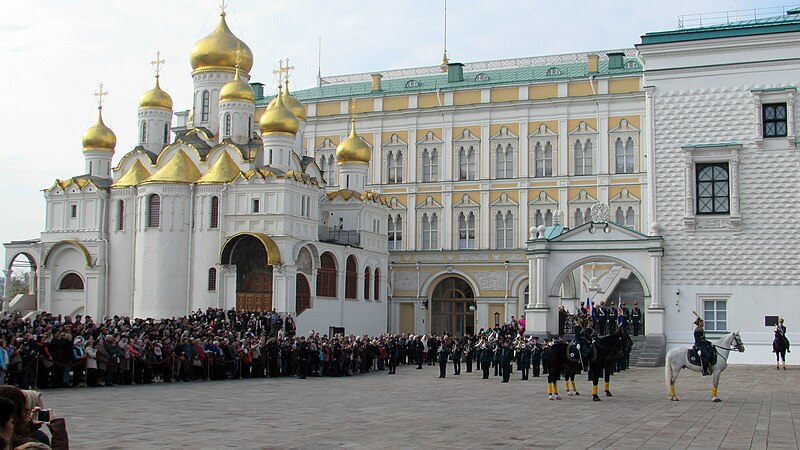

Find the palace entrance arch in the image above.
[
  {"left": 525, "top": 222, "right": 664, "bottom": 338},
  {"left": 429, "top": 277, "right": 476, "bottom": 337}
]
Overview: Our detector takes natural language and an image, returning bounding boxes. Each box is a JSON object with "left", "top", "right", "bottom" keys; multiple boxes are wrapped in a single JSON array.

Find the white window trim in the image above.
[
  {"left": 490, "top": 126, "right": 518, "bottom": 180},
  {"left": 418, "top": 211, "right": 441, "bottom": 250},
  {"left": 568, "top": 121, "right": 597, "bottom": 176},
  {"left": 697, "top": 293, "right": 730, "bottom": 334},
  {"left": 751, "top": 87, "right": 796, "bottom": 149},
  {"left": 387, "top": 213, "right": 405, "bottom": 251},
  {"left": 529, "top": 123, "right": 558, "bottom": 178},
  {"left": 681, "top": 143, "right": 741, "bottom": 232},
  {"left": 417, "top": 131, "right": 443, "bottom": 183},
  {"left": 453, "top": 129, "right": 480, "bottom": 181},
  {"left": 383, "top": 134, "right": 408, "bottom": 184},
  {"left": 609, "top": 118, "right": 640, "bottom": 175}
]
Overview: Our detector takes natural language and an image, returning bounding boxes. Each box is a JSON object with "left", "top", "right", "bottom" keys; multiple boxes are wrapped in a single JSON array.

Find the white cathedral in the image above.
[{"left": 3, "top": 10, "right": 390, "bottom": 336}]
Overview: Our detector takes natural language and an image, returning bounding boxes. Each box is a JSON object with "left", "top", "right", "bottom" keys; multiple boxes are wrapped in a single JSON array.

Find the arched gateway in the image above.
[
  {"left": 220, "top": 233, "right": 281, "bottom": 312},
  {"left": 430, "top": 277, "right": 476, "bottom": 337},
  {"left": 525, "top": 221, "right": 665, "bottom": 339}
]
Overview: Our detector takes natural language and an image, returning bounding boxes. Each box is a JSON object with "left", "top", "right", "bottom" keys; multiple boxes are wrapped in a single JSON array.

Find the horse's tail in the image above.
[{"left": 664, "top": 350, "right": 674, "bottom": 394}]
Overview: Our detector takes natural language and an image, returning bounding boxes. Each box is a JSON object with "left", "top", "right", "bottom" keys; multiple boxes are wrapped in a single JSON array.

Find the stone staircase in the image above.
[{"left": 628, "top": 335, "right": 666, "bottom": 367}]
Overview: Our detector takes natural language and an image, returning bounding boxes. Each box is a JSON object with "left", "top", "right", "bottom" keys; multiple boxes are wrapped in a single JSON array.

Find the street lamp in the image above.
[{"left": 494, "top": 311, "right": 500, "bottom": 327}]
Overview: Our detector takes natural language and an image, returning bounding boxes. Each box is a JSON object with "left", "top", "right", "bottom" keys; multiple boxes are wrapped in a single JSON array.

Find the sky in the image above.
[{"left": 0, "top": 0, "right": 792, "bottom": 244}]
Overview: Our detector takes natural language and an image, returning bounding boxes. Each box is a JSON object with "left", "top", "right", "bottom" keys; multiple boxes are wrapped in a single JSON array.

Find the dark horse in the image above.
[
  {"left": 774, "top": 329, "right": 789, "bottom": 370},
  {"left": 547, "top": 329, "right": 631, "bottom": 401}
]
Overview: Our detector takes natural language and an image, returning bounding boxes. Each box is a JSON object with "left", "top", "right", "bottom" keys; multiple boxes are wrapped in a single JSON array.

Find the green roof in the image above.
[
  {"left": 255, "top": 56, "right": 642, "bottom": 105},
  {"left": 641, "top": 13, "right": 800, "bottom": 45}
]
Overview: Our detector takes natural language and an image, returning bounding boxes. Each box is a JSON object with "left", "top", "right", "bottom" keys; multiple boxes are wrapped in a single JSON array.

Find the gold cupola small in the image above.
[
  {"left": 82, "top": 85, "right": 116, "bottom": 152},
  {"left": 336, "top": 101, "right": 371, "bottom": 164},
  {"left": 259, "top": 84, "right": 299, "bottom": 135},
  {"left": 139, "top": 75, "right": 173, "bottom": 110},
  {"left": 267, "top": 59, "right": 306, "bottom": 120},
  {"left": 220, "top": 67, "right": 254, "bottom": 103}
]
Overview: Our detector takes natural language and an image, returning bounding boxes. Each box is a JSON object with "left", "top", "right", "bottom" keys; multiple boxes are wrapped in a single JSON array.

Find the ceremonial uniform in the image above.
[
  {"left": 694, "top": 319, "right": 713, "bottom": 376},
  {"left": 631, "top": 304, "right": 642, "bottom": 336},
  {"left": 480, "top": 343, "right": 492, "bottom": 379},
  {"left": 520, "top": 344, "right": 531, "bottom": 380},
  {"left": 597, "top": 302, "right": 607, "bottom": 335},
  {"left": 437, "top": 341, "right": 449, "bottom": 378},
  {"left": 501, "top": 343, "right": 513, "bottom": 383},
  {"left": 531, "top": 342, "right": 542, "bottom": 377}
]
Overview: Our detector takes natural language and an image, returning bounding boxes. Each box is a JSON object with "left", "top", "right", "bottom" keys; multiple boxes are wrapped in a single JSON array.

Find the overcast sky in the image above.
[{"left": 0, "top": 0, "right": 790, "bottom": 243}]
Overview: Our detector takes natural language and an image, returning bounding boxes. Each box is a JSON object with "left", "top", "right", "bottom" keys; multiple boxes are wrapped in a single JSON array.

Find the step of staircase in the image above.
[{"left": 629, "top": 335, "right": 666, "bottom": 367}]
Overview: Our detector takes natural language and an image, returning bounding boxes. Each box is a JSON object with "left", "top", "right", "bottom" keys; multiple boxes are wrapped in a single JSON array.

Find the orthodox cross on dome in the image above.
[
  {"left": 232, "top": 43, "right": 247, "bottom": 70},
  {"left": 151, "top": 51, "right": 165, "bottom": 77},
  {"left": 94, "top": 83, "right": 108, "bottom": 109},
  {"left": 282, "top": 58, "right": 295, "bottom": 85},
  {"left": 348, "top": 98, "right": 359, "bottom": 123},
  {"left": 219, "top": 0, "right": 227, "bottom": 15},
  {"left": 273, "top": 60, "right": 286, "bottom": 88}
]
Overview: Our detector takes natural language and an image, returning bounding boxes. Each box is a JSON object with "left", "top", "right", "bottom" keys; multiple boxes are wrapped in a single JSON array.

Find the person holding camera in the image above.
[{"left": 0, "top": 385, "right": 69, "bottom": 449}]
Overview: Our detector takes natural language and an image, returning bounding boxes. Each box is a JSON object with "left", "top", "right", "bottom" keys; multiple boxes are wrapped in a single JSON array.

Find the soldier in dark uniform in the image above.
[
  {"left": 437, "top": 335, "right": 449, "bottom": 378},
  {"left": 607, "top": 302, "right": 617, "bottom": 334},
  {"left": 501, "top": 340, "right": 513, "bottom": 383},
  {"left": 694, "top": 318, "right": 713, "bottom": 376},
  {"left": 480, "top": 339, "right": 492, "bottom": 379},
  {"left": 541, "top": 339, "right": 550, "bottom": 375},
  {"left": 520, "top": 341, "right": 531, "bottom": 380},
  {"left": 464, "top": 335, "right": 474, "bottom": 373},
  {"left": 387, "top": 338, "right": 398, "bottom": 375},
  {"left": 493, "top": 342, "right": 502, "bottom": 377},
  {"left": 531, "top": 337, "right": 542, "bottom": 377},
  {"left": 631, "top": 301, "right": 642, "bottom": 336},
  {"left": 597, "top": 301, "right": 607, "bottom": 335},
  {"left": 451, "top": 338, "right": 462, "bottom": 375}
]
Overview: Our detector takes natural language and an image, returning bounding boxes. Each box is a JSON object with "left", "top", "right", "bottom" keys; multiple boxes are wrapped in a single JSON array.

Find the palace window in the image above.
[
  {"left": 421, "top": 213, "right": 439, "bottom": 250},
  {"left": 421, "top": 148, "right": 439, "bottom": 182},
  {"left": 696, "top": 163, "right": 729, "bottom": 214},
  {"left": 59, "top": 273, "right": 84, "bottom": 291},
  {"left": 201, "top": 90, "right": 210, "bottom": 122},
  {"left": 208, "top": 268, "right": 217, "bottom": 291},
  {"left": 147, "top": 194, "right": 160, "bottom": 228},
  {"left": 574, "top": 140, "right": 593, "bottom": 175},
  {"left": 495, "top": 143, "right": 513, "bottom": 179},
  {"left": 210, "top": 196, "right": 219, "bottom": 229},
  {"left": 388, "top": 215, "right": 403, "bottom": 250},
  {"left": 533, "top": 209, "right": 552, "bottom": 227},
  {"left": 625, "top": 207, "right": 635, "bottom": 228},
  {"left": 495, "top": 211, "right": 514, "bottom": 249},
  {"left": 117, "top": 200, "right": 125, "bottom": 231},
  {"left": 457, "top": 211, "right": 476, "bottom": 249},
  {"left": 763, "top": 103, "right": 787, "bottom": 138},
  {"left": 615, "top": 137, "right": 635, "bottom": 174},
  {"left": 458, "top": 146, "right": 476, "bottom": 181},
  {"left": 387, "top": 150, "right": 403, "bottom": 183},
  {"left": 703, "top": 299, "right": 727, "bottom": 332},
  {"left": 534, "top": 142, "right": 553, "bottom": 177}
]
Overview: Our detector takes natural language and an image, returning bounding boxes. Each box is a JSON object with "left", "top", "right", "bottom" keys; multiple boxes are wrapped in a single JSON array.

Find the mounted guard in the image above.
[{"left": 693, "top": 317, "right": 715, "bottom": 376}]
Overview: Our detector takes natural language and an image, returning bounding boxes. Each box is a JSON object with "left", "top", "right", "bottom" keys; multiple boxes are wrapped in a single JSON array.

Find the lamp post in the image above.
[
  {"left": 469, "top": 304, "right": 476, "bottom": 335},
  {"left": 494, "top": 311, "right": 500, "bottom": 327}
]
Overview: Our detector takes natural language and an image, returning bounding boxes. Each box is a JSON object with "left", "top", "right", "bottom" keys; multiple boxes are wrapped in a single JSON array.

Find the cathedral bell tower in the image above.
[
  {"left": 335, "top": 100, "right": 371, "bottom": 191},
  {"left": 81, "top": 84, "right": 116, "bottom": 178},
  {"left": 138, "top": 52, "right": 174, "bottom": 153}
]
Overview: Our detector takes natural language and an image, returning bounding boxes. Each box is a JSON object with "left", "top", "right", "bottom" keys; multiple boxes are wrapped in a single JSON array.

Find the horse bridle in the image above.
[{"left": 714, "top": 334, "right": 743, "bottom": 361}]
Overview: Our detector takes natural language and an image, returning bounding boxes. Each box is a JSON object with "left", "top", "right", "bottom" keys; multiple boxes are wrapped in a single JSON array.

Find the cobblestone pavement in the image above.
[{"left": 41, "top": 364, "right": 799, "bottom": 449}]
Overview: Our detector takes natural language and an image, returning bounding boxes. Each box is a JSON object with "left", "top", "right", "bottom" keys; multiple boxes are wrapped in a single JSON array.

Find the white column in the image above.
[
  {"left": 518, "top": 188, "right": 529, "bottom": 246},
  {"left": 480, "top": 125, "right": 490, "bottom": 180},
  {"left": 480, "top": 191, "right": 490, "bottom": 249},
  {"left": 645, "top": 87, "right": 658, "bottom": 226},
  {"left": 534, "top": 252, "right": 548, "bottom": 308},
  {"left": 2, "top": 269, "right": 12, "bottom": 299},
  {"left": 406, "top": 194, "right": 416, "bottom": 251},
  {"left": 646, "top": 247, "right": 665, "bottom": 336},
  {"left": 443, "top": 126, "right": 453, "bottom": 182},
  {"left": 558, "top": 120, "right": 568, "bottom": 176},
  {"left": 518, "top": 122, "right": 529, "bottom": 178},
  {"left": 407, "top": 129, "right": 417, "bottom": 183},
  {"left": 442, "top": 192, "right": 453, "bottom": 250},
  {"left": 526, "top": 258, "right": 536, "bottom": 308}
]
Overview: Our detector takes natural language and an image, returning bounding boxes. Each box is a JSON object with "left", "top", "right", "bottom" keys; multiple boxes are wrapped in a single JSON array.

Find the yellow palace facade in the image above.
[{"left": 270, "top": 51, "right": 649, "bottom": 335}]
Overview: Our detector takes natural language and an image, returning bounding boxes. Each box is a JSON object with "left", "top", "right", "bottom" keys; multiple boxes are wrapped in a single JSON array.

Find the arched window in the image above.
[
  {"left": 584, "top": 208, "right": 592, "bottom": 224},
  {"left": 316, "top": 252, "right": 337, "bottom": 297},
  {"left": 458, "top": 147, "right": 468, "bottom": 180},
  {"left": 388, "top": 215, "right": 403, "bottom": 250},
  {"left": 59, "top": 273, "right": 84, "bottom": 290},
  {"left": 405, "top": 79, "right": 420, "bottom": 88},
  {"left": 208, "top": 268, "right": 217, "bottom": 291},
  {"left": 574, "top": 140, "right": 593, "bottom": 175},
  {"left": 163, "top": 123, "right": 170, "bottom": 144},
  {"left": 615, "top": 137, "right": 635, "bottom": 174},
  {"left": 224, "top": 113, "right": 232, "bottom": 137},
  {"left": 201, "top": 90, "right": 210, "bottom": 122},
  {"left": 421, "top": 213, "right": 439, "bottom": 250},
  {"left": 117, "top": 199, "right": 125, "bottom": 231},
  {"left": 140, "top": 121, "right": 147, "bottom": 143},
  {"left": 574, "top": 208, "right": 584, "bottom": 226},
  {"left": 467, "top": 147, "right": 476, "bottom": 180},
  {"left": 422, "top": 148, "right": 439, "bottom": 182},
  {"left": 374, "top": 268, "right": 381, "bottom": 300},
  {"left": 534, "top": 142, "right": 553, "bottom": 177},
  {"left": 496, "top": 211, "right": 513, "bottom": 249},
  {"left": 326, "top": 155, "right": 336, "bottom": 185},
  {"left": 210, "top": 196, "right": 219, "bottom": 229},
  {"left": 364, "top": 267, "right": 371, "bottom": 300},
  {"left": 615, "top": 207, "right": 624, "bottom": 224},
  {"left": 546, "top": 67, "right": 562, "bottom": 76},
  {"left": 387, "top": 151, "right": 403, "bottom": 183},
  {"left": 475, "top": 73, "right": 490, "bottom": 82},
  {"left": 534, "top": 210, "right": 543, "bottom": 227},
  {"left": 495, "top": 144, "right": 513, "bottom": 178},
  {"left": 147, "top": 194, "right": 161, "bottom": 228},
  {"left": 345, "top": 255, "right": 358, "bottom": 299},
  {"left": 625, "top": 207, "right": 636, "bottom": 228},
  {"left": 458, "top": 212, "right": 476, "bottom": 249},
  {"left": 544, "top": 209, "right": 553, "bottom": 227}
]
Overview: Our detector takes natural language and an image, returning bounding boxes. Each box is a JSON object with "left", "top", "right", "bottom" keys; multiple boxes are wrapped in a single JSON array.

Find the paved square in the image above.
[{"left": 42, "top": 364, "right": 800, "bottom": 449}]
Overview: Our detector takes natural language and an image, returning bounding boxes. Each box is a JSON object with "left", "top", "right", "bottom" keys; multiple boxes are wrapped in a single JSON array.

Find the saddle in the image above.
[
  {"left": 687, "top": 346, "right": 717, "bottom": 368},
  {"left": 567, "top": 342, "right": 595, "bottom": 368}
]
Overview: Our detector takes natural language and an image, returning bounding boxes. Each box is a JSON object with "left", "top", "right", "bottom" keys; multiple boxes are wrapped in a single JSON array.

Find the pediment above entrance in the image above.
[{"left": 547, "top": 221, "right": 656, "bottom": 243}]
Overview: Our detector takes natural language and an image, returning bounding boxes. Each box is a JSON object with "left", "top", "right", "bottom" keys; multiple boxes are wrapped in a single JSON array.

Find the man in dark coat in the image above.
[
  {"left": 501, "top": 340, "right": 514, "bottom": 383},
  {"left": 520, "top": 342, "right": 531, "bottom": 380},
  {"left": 631, "top": 301, "right": 642, "bottom": 336},
  {"left": 480, "top": 341, "right": 492, "bottom": 379},
  {"left": 437, "top": 335, "right": 449, "bottom": 378},
  {"left": 531, "top": 338, "right": 542, "bottom": 377}
]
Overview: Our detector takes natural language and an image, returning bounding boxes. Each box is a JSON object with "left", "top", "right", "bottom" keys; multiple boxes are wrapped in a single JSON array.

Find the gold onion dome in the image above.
[
  {"left": 220, "top": 68, "right": 255, "bottom": 102},
  {"left": 268, "top": 83, "right": 306, "bottom": 119},
  {"left": 336, "top": 118, "right": 371, "bottom": 164},
  {"left": 190, "top": 12, "right": 253, "bottom": 73},
  {"left": 259, "top": 87, "right": 299, "bottom": 135},
  {"left": 139, "top": 76, "right": 173, "bottom": 109},
  {"left": 82, "top": 107, "right": 117, "bottom": 151}
]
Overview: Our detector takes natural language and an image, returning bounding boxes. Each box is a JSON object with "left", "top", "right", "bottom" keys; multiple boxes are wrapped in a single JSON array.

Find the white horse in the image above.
[{"left": 665, "top": 331, "right": 745, "bottom": 402}]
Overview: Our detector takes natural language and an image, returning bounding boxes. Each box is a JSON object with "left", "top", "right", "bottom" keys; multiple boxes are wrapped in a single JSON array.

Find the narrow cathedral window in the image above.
[
  {"left": 345, "top": 255, "right": 358, "bottom": 299},
  {"left": 147, "top": 194, "right": 161, "bottom": 228},
  {"left": 763, "top": 103, "right": 787, "bottom": 137},
  {"left": 364, "top": 267, "right": 371, "bottom": 300},
  {"left": 208, "top": 268, "right": 217, "bottom": 291},
  {"left": 696, "top": 163, "right": 730, "bottom": 214},
  {"left": 224, "top": 114, "right": 232, "bottom": 137},
  {"left": 201, "top": 90, "right": 210, "bottom": 122},
  {"left": 210, "top": 196, "right": 219, "bottom": 229},
  {"left": 316, "top": 252, "right": 337, "bottom": 297},
  {"left": 117, "top": 200, "right": 125, "bottom": 231},
  {"left": 70, "top": 205, "right": 77, "bottom": 218},
  {"left": 374, "top": 268, "right": 381, "bottom": 300},
  {"left": 163, "top": 123, "right": 170, "bottom": 144},
  {"left": 252, "top": 198, "right": 260, "bottom": 213},
  {"left": 58, "top": 273, "right": 84, "bottom": 290},
  {"left": 141, "top": 121, "right": 147, "bottom": 143}
]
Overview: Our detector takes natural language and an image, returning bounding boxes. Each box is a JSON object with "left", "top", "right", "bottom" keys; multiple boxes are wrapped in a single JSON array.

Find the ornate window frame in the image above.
[
  {"left": 453, "top": 129, "right": 479, "bottom": 181},
  {"left": 490, "top": 126, "right": 518, "bottom": 179},
  {"left": 609, "top": 118, "right": 639, "bottom": 175},
  {"left": 314, "top": 138, "right": 338, "bottom": 186},
  {"left": 751, "top": 87, "right": 796, "bottom": 149},
  {"left": 528, "top": 191, "right": 558, "bottom": 228},
  {"left": 453, "top": 193, "right": 480, "bottom": 249},
  {"left": 568, "top": 121, "right": 597, "bottom": 176},
  {"left": 568, "top": 189, "right": 596, "bottom": 228},
  {"left": 609, "top": 188, "right": 640, "bottom": 230},
  {"left": 417, "top": 131, "right": 442, "bottom": 183},
  {"left": 681, "top": 143, "right": 741, "bottom": 232},
  {"left": 417, "top": 195, "right": 442, "bottom": 250},
  {"left": 383, "top": 133, "right": 407, "bottom": 184},
  {"left": 490, "top": 193, "right": 518, "bottom": 249},
  {"left": 529, "top": 123, "right": 557, "bottom": 178}
]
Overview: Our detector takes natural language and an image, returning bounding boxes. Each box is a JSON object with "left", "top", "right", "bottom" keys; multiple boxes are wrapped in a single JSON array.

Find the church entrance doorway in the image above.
[
  {"left": 220, "top": 233, "right": 280, "bottom": 312},
  {"left": 430, "top": 277, "right": 475, "bottom": 337}
]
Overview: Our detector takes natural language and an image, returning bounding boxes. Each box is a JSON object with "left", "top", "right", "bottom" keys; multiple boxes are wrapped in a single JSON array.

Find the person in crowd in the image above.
[
  {"left": 0, "top": 385, "right": 68, "bottom": 449},
  {"left": 0, "top": 396, "right": 14, "bottom": 450}
]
